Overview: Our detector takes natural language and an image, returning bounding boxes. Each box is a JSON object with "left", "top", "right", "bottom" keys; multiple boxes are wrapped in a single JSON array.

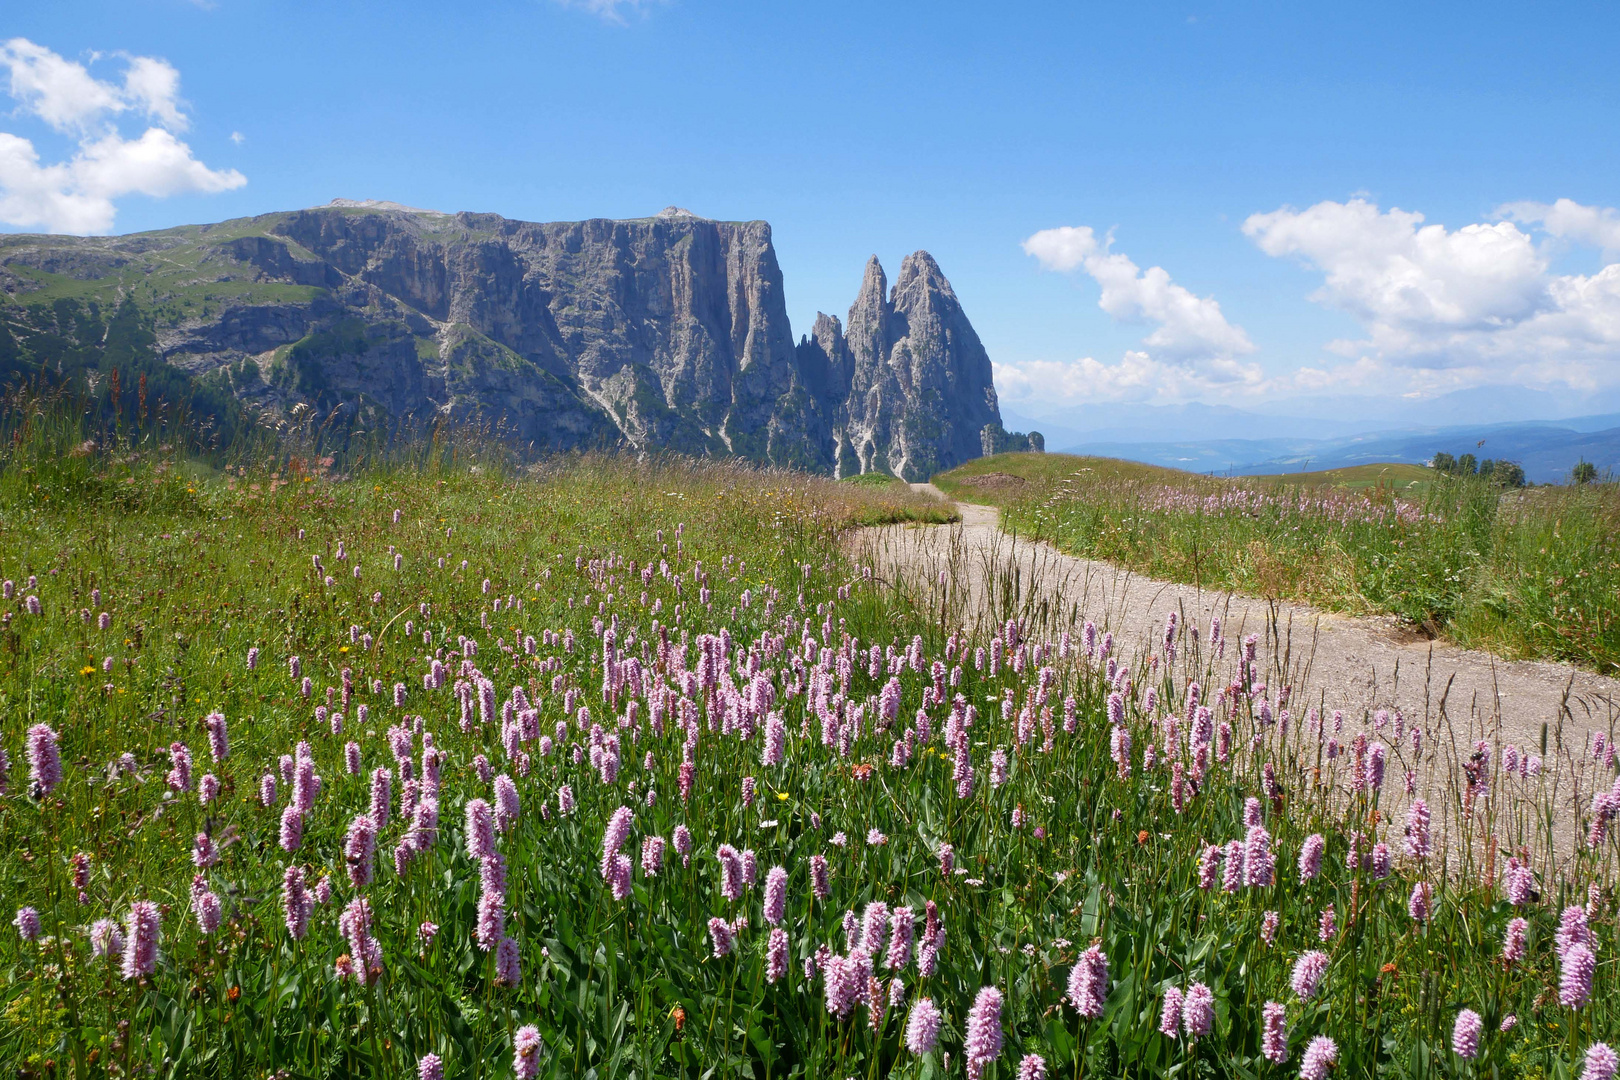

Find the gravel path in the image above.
[{"left": 856, "top": 484, "right": 1620, "bottom": 867}]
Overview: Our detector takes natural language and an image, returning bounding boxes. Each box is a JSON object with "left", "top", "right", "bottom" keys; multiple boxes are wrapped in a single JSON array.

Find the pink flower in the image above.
[
  {"left": 192, "top": 887, "right": 222, "bottom": 936},
  {"left": 1371, "top": 842, "right": 1392, "bottom": 879},
  {"left": 370, "top": 768, "right": 393, "bottom": 826},
  {"left": 1017, "top": 1054, "right": 1048, "bottom": 1080},
  {"left": 1181, "top": 983, "right": 1214, "bottom": 1038},
  {"left": 495, "top": 935, "right": 522, "bottom": 986},
  {"left": 89, "top": 918, "right": 123, "bottom": 958},
  {"left": 1298, "top": 834, "right": 1325, "bottom": 883},
  {"left": 1583, "top": 1044, "right": 1620, "bottom": 1080},
  {"left": 755, "top": 864, "right": 787, "bottom": 925},
  {"left": 204, "top": 712, "right": 229, "bottom": 762},
  {"left": 641, "top": 836, "right": 666, "bottom": 877},
  {"left": 465, "top": 799, "right": 497, "bottom": 860},
  {"left": 344, "top": 813, "right": 377, "bottom": 887},
  {"left": 1291, "top": 950, "right": 1329, "bottom": 1001},
  {"left": 716, "top": 844, "right": 744, "bottom": 902},
  {"left": 1158, "top": 986, "right": 1184, "bottom": 1037},
  {"left": 964, "top": 987, "right": 1005, "bottom": 1079},
  {"left": 1197, "top": 844, "right": 1224, "bottom": 891},
  {"left": 122, "top": 900, "right": 160, "bottom": 979},
  {"left": 26, "top": 723, "right": 62, "bottom": 795},
  {"left": 1261, "top": 1001, "right": 1287, "bottom": 1062},
  {"left": 13, "top": 906, "right": 40, "bottom": 943},
  {"left": 475, "top": 891, "right": 505, "bottom": 952},
  {"left": 1502, "top": 917, "right": 1528, "bottom": 963},
  {"left": 1244, "top": 825, "right": 1275, "bottom": 887},
  {"left": 905, "top": 997, "right": 941, "bottom": 1054},
  {"left": 1562, "top": 943, "right": 1597, "bottom": 1008},
  {"left": 1405, "top": 798, "right": 1431, "bottom": 860},
  {"left": 1067, "top": 945, "right": 1109, "bottom": 1019},
  {"left": 766, "top": 927, "right": 789, "bottom": 983},
  {"left": 809, "top": 854, "right": 830, "bottom": 899},
  {"left": 1300, "top": 1036, "right": 1337, "bottom": 1080},
  {"left": 282, "top": 866, "right": 312, "bottom": 940},
  {"left": 862, "top": 902, "right": 891, "bottom": 957},
  {"left": 1409, "top": 881, "right": 1432, "bottom": 923},
  {"left": 1222, "top": 840, "right": 1246, "bottom": 893},
  {"left": 824, "top": 953, "right": 859, "bottom": 1018},
  {"left": 512, "top": 1025, "right": 543, "bottom": 1079},
  {"left": 601, "top": 806, "right": 634, "bottom": 879},
  {"left": 1452, "top": 1008, "right": 1482, "bottom": 1060},
  {"left": 707, "top": 916, "right": 736, "bottom": 958},
  {"left": 1558, "top": 905, "right": 1594, "bottom": 958},
  {"left": 885, "top": 906, "right": 915, "bottom": 970},
  {"left": 340, "top": 897, "right": 382, "bottom": 985},
  {"left": 608, "top": 854, "right": 632, "bottom": 900}
]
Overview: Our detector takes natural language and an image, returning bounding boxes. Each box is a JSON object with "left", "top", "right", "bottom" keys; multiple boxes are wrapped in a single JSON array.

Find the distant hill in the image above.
[{"left": 1058, "top": 419, "right": 1620, "bottom": 484}]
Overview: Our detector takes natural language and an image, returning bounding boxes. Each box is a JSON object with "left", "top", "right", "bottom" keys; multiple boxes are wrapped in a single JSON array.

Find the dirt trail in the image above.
[{"left": 858, "top": 484, "right": 1620, "bottom": 867}]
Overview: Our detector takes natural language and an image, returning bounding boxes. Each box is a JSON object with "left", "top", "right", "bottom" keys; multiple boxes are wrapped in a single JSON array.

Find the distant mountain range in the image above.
[{"left": 1001, "top": 413, "right": 1617, "bottom": 484}]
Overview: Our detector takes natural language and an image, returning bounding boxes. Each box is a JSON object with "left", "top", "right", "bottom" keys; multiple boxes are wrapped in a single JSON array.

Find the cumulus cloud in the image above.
[
  {"left": 554, "top": 0, "right": 666, "bottom": 23},
  {"left": 1014, "top": 225, "right": 1258, "bottom": 404},
  {"left": 0, "top": 38, "right": 243, "bottom": 233},
  {"left": 1498, "top": 197, "right": 1620, "bottom": 258},
  {"left": 994, "top": 351, "right": 1267, "bottom": 406},
  {"left": 1242, "top": 197, "right": 1620, "bottom": 377},
  {"left": 1024, "top": 226, "right": 1255, "bottom": 361}
]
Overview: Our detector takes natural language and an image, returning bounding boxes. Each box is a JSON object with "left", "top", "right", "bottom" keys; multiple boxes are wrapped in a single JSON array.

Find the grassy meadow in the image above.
[
  {"left": 937, "top": 453, "right": 1620, "bottom": 674},
  {"left": 1, "top": 402, "right": 1618, "bottom": 1079}
]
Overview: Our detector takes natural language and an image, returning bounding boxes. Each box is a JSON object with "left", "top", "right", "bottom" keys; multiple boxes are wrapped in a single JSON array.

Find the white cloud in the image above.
[
  {"left": 994, "top": 351, "right": 1268, "bottom": 407},
  {"left": 119, "top": 55, "right": 188, "bottom": 132},
  {"left": 1016, "top": 224, "right": 1258, "bottom": 404},
  {"left": 1, "top": 38, "right": 123, "bottom": 133},
  {"left": 0, "top": 38, "right": 243, "bottom": 233},
  {"left": 0, "top": 132, "right": 106, "bottom": 234},
  {"left": 1024, "top": 225, "right": 1255, "bottom": 362},
  {"left": 229, "top": 130, "right": 244, "bottom": 145},
  {"left": 554, "top": 0, "right": 666, "bottom": 23},
  {"left": 1498, "top": 198, "right": 1620, "bottom": 258},
  {"left": 1243, "top": 197, "right": 1620, "bottom": 376}
]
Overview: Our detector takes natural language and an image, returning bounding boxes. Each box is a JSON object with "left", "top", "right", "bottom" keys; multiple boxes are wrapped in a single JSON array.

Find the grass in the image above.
[
  {"left": 2, "top": 414, "right": 1618, "bottom": 1078},
  {"left": 936, "top": 452, "right": 1620, "bottom": 673},
  {"left": 840, "top": 472, "right": 909, "bottom": 490},
  {"left": 1246, "top": 464, "right": 1437, "bottom": 494}
]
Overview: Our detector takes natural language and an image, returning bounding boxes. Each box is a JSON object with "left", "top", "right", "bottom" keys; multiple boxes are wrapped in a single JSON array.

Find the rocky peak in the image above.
[
  {"left": 829, "top": 250, "right": 1015, "bottom": 480},
  {"left": 892, "top": 250, "right": 956, "bottom": 304}
]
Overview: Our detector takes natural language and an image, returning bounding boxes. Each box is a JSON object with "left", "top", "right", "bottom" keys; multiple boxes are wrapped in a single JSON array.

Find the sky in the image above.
[{"left": 3, "top": 1, "right": 1619, "bottom": 421}]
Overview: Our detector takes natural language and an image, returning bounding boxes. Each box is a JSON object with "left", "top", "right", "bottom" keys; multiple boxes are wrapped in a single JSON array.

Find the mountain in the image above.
[
  {"left": 1003, "top": 401, "right": 1368, "bottom": 448},
  {"left": 797, "top": 252, "right": 1027, "bottom": 479},
  {"left": 0, "top": 202, "right": 1026, "bottom": 477},
  {"left": 1061, "top": 418, "right": 1620, "bottom": 483}
]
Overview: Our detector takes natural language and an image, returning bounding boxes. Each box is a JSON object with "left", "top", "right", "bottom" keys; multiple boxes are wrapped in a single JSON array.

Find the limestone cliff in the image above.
[
  {"left": 805, "top": 251, "right": 1030, "bottom": 480},
  {"left": 0, "top": 202, "right": 1032, "bottom": 475}
]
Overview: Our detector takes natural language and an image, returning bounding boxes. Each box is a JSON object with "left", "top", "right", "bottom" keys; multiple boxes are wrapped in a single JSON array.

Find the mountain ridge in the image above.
[{"left": 0, "top": 204, "right": 1034, "bottom": 477}]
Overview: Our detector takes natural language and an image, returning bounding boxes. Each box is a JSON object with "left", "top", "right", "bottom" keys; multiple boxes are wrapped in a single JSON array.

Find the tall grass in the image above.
[
  {"left": 939, "top": 454, "right": 1620, "bottom": 674},
  {"left": 2, "top": 416, "right": 1618, "bottom": 1079}
]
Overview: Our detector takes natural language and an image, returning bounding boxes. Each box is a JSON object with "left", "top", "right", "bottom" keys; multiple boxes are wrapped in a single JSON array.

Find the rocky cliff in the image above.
[
  {"left": 800, "top": 251, "right": 1037, "bottom": 479},
  {"left": 0, "top": 202, "right": 1033, "bottom": 475}
]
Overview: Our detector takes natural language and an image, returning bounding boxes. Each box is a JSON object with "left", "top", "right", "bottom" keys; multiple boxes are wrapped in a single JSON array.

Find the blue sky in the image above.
[{"left": 4, "top": 1, "right": 1619, "bottom": 418}]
